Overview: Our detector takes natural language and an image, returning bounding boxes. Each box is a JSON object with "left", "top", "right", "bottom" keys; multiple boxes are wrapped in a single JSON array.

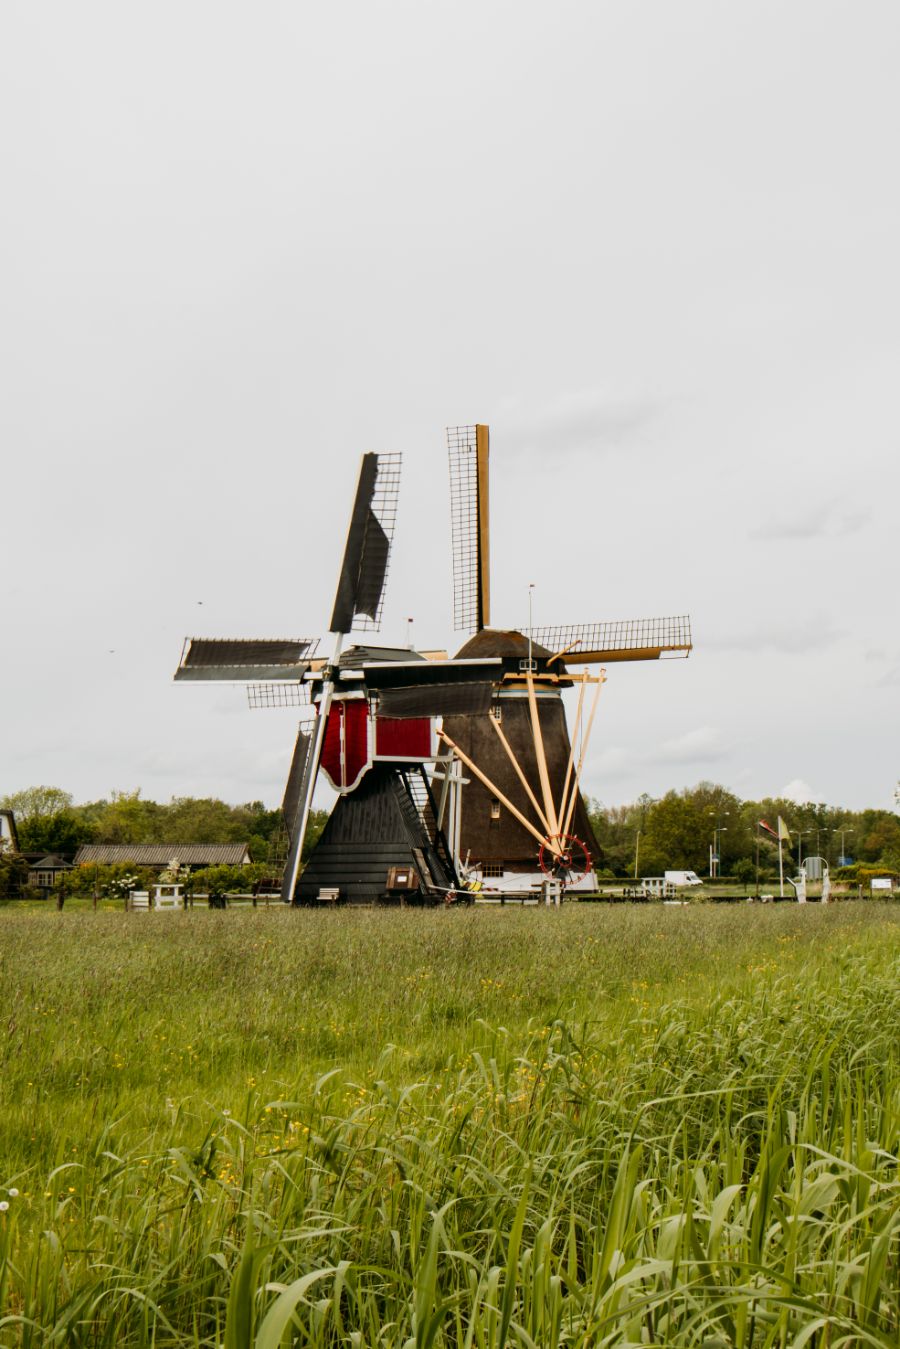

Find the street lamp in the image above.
[
  {"left": 634, "top": 829, "right": 641, "bottom": 880},
  {"left": 797, "top": 829, "right": 811, "bottom": 865},
  {"left": 708, "top": 810, "right": 730, "bottom": 880},
  {"left": 834, "top": 827, "right": 855, "bottom": 867}
]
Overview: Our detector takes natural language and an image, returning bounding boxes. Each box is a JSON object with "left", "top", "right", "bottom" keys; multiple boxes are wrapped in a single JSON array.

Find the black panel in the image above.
[
  {"left": 330, "top": 454, "right": 391, "bottom": 633},
  {"left": 182, "top": 638, "right": 314, "bottom": 667},
  {"left": 281, "top": 727, "right": 312, "bottom": 844},
  {"left": 358, "top": 658, "right": 501, "bottom": 690},
  {"left": 378, "top": 682, "right": 494, "bottom": 719}
]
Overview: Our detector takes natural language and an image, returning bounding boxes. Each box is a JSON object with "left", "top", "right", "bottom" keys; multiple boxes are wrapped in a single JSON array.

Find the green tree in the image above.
[
  {"left": 641, "top": 784, "right": 746, "bottom": 875},
  {"left": 0, "top": 786, "right": 73, "bottom": 819},
  {"left": 733, "top": 858, "right": 755, "bottom": 893},
  {"left": 0, "top": 851, "right": 29, "bottom": 899}
]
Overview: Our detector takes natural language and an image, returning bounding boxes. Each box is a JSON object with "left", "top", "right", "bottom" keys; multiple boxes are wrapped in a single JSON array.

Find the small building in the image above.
[
  {"left": 73, "top": 843, "right": 252, "bottom": 871},
  {"left": 0, "top": 810, "right": 20, "bottom": 854},
  {"left": 27, "top": 854, "right": 73, "bottom": 898}
]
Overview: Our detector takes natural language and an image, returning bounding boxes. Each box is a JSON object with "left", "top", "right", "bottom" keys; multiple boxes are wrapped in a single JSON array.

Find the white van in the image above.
[{"left": 665, "top": 870, "right": 703, "bottom": 888}]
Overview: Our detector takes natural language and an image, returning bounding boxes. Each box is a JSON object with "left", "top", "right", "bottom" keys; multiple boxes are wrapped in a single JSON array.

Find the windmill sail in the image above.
[
  {"left": 329, "top": 452, "right": 401, "bottom": 634},
  {"left": 281, "top": 725, "right": 314, "bottom": 845},
  {"left": 448, "top": 425, "right": 490, "bottom": 632},
  {"left": 519, "top": 616, "right": 692, "bottom": 663},
  {"left": 174, "top": 637, "right": 318, "bottom": 681}
]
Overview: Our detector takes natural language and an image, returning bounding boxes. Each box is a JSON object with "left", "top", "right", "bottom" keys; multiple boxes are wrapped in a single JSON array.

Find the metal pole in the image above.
[
  {"left": 528, "top": 583, "right": 534, "bottom": 668},
  {"left": 634, "top": 829, "right": 641, "bottom": 880},
  {"left": 280, "top": 632, "right": 344, "bottom": 905}
]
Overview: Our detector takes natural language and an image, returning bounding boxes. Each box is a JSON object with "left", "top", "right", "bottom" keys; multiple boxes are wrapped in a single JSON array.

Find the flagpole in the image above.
[{"left": 778, "top": 836, "right": 784, "bottom": 898}]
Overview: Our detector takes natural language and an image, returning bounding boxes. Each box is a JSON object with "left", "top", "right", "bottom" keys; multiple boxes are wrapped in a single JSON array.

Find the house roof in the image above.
[
  {"left": 29, "top": 855, "right": 73, "bottom": 870},
  {"left": 74, "top": 844, "right": 251, "bottom": 866}
]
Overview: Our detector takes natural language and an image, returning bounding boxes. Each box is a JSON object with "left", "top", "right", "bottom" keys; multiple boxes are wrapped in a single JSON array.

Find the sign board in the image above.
[{"left": 870, "top": 877, "right": 893, "bottom": 892}]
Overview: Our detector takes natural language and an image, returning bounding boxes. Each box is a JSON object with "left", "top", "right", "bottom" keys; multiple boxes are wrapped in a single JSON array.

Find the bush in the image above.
[
  {"left": 187, "top": 864, "right": 264, "bottom": 897},
  {"left": 62, "top": 862, "right": 157, "bottom": 899}
]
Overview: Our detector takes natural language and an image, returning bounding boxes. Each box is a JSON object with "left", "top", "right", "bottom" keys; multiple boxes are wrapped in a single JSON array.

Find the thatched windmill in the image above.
[{"left": 438, "top": 425, "right": 692, "bottom": 893}]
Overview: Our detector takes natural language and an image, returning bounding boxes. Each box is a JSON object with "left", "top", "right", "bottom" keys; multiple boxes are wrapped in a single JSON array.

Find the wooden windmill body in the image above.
[
  {"left": 441, "top": 630, "right": 602, "bottom": 891},
  {"left": 439, "top": 425, "right": 692, "bottom": 893}
]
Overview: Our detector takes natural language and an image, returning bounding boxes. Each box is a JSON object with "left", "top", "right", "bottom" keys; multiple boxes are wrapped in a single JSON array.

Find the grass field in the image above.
[{"left": 0, "top": 903, "right": 897, "bottom": 1346}]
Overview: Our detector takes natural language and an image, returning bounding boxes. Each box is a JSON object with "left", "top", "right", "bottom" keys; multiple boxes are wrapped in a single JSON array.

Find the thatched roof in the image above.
[{"left": 454, "top": 629, "right": 553, "bottom": 660}]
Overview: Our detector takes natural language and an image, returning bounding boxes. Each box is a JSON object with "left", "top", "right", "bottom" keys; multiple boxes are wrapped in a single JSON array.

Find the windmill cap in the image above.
[{"left": 454, "top": 629, "right": 553, "bottom": 661}]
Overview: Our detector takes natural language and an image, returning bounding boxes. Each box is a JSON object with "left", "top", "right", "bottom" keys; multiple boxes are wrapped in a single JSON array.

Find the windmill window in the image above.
[
  {"left": 482, "top": 862, "right": 504, "bottom": 878},
  {"left": 489, "top": 799, "right": 501, "bottom": 819},
  {"left": 491, "top": 705, "right": 502, "bottom": 723}
]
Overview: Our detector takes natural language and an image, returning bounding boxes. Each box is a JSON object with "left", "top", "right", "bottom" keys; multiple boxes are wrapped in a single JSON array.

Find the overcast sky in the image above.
[{"left": 2, "top": 2, "right": 897, "bottom": 816}]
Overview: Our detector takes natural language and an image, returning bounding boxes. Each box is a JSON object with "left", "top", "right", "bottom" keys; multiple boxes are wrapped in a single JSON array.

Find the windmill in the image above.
[
  {"left": 175, "top": 452, "right": 515, "bottom": 904},
  {"left": 437, "top": 424, "right": 692, "bottom": 894},
  {"left": 174, "top": 428, "right": 692, "bottom": 903}
]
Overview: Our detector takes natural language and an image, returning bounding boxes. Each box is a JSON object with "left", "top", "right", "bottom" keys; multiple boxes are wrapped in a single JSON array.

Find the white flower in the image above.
[
  {"left": 0, "top": 1201, "right": 8, "bottom": 1212},
  {"left": 222, "top": 1109, "right": 231, "bottom": 1117},
  {"left": 7, "top": 1188, "right": 18, "bottom": 1198}
]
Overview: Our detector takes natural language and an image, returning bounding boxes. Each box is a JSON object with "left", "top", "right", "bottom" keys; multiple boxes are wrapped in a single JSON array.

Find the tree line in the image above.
[
  {"left": 585, "top": 783, "right": 899, "bottom": 879},
  {"left": 1, "top": 782, "right": 897, "bottom": 887},
  {"left": 0, "top": 786, "right": 329, "bottom": 867}
]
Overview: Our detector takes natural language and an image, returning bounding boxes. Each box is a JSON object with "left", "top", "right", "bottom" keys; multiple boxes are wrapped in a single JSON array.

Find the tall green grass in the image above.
[{"left": 0, "top": 904, "right": 897, "bottom": 1345}]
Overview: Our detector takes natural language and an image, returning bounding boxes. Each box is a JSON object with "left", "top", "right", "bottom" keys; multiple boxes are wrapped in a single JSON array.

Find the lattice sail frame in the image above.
[
  {"left": 524, "top": 616, "right": 693, "bottom": 662},
  {"left": 352, "top": 451, "right": 402, "bottom": 633},
  {"left": 447, "top": 426, "right": 481, "bottom": 632},
  {"left": 246, "top": 683, "right": 311, "bottom": 710}
]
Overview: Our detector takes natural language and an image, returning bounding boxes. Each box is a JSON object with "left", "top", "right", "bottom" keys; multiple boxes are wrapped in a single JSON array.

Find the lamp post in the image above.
[
  {"left": 835, "top": 827, "right": 854, "bottom": 867},
  {"left": 634, "top": 829, "right": 641, "bottom": 881},
  {"left": 708, "top": 810, "right": 730, "bottom": 880},
  {"left": 713, "top": 826, "right": 728, "bottom": 879},
  {"left": 798, "top": 829, "right": 809, "bottom": 866}
]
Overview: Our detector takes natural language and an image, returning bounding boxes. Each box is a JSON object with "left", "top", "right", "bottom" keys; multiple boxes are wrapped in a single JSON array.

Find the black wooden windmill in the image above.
[
  {"left": 437, "top": 424, "right": 692, "bottom": 893},
  {"left": 175, "top": 452, "right": 520, "bottom": 904}
]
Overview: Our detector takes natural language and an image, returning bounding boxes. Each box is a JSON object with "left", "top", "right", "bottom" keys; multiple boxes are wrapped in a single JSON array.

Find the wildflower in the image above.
[{"left": 7, "top": 1188, "right": 18, "bottom": 1198}]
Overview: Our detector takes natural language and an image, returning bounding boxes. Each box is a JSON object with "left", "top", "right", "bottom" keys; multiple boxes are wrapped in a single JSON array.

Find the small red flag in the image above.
[{"left": 758, "top": 819, "right": 779, "bottom": 840}]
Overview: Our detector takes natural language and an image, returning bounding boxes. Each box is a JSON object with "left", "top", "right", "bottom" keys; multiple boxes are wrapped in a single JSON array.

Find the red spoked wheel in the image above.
[{"left": 538, "top": 835, "right": 591, "bottom": 887}]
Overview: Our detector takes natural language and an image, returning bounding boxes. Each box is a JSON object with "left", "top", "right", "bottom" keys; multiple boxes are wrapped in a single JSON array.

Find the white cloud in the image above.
[
  {"left": 749, "top": 499, "right": 871, "bottom": 541},
  {"left": 708, "top": 613, "right": 843, "bottom": 654},
  {"left": 653, "top": 726, "right": 728, "bottom": 765},
  {"left": 498, "top": 387, "right": 661, "bottom": 459},
  {"left": 780, "top": 778, "right": 818, "bottom": 804}
]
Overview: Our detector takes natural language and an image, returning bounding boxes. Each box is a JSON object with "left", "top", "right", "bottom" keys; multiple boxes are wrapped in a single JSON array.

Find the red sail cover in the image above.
[{"left": 320, "top": 700, "right": 432, "bottom": 793}]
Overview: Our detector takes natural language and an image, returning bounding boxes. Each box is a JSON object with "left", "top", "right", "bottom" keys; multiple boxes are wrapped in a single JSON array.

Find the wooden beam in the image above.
[
  {"left": 475, "top": 424, "right": 490, "bottom": 629},
  {"left": 562, "top": 671, "right": 606, "bottom": 838},
  {"left": 557, "top": 671, "right": 587, "bottom": 833},
  {"left": 547, "top": 640, "right": 582, "bottom": 666},
  {"left": 566, "top": 646, "right": 691, "bottom": 663},
  {"left": 437, "top": 729, "right": 561, "bottom": 856},
  {"left": 526, "top": 671, "right": 559, "bottom": 838},
  {"left": 489, "top": 712, "right": 553, "bottom": 836}
]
